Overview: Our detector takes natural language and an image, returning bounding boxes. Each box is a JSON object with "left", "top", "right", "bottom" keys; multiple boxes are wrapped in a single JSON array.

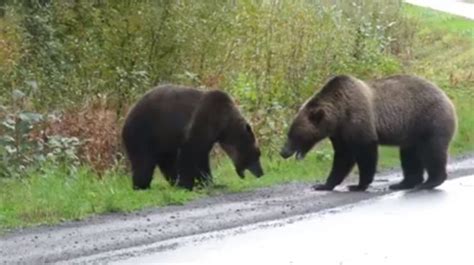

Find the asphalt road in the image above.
[
  {"left": 126, "top": 174, "right": 474, "bottom": 265},
  {"left": 1, "top": 156, "right": 473, "bottom": 264}
]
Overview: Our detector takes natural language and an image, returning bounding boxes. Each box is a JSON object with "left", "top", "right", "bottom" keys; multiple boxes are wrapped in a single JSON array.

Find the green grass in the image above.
[
  {"left": 0, "top": 165, "right": 201, "bottom": 229},
  {"left": 0, "top": 150, "right": 332, "bottom": 231},
  {"left": 1, "top": 4, "right": 474, "bottom": 232},
  {"left": 404, "top": 4, "right": 474, "bottom": 36}
]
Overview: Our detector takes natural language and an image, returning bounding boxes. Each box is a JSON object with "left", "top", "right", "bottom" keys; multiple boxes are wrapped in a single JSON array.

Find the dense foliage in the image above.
[{"left": 0, "top": 0, "right": 412, "bottom": 176}]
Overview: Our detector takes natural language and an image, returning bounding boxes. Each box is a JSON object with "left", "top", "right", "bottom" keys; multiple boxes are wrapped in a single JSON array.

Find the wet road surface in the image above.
[{"left": 115, "top": 174, "right": 474, "bottom": 265}]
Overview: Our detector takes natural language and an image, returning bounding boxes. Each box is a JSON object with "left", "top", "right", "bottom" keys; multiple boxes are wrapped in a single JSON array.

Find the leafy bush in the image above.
[
  {"left": 0, "top": 90, "right": 81, "bottom": 178},
  {"left": 0, "top": 0, "right": 413, "bottom": 174},
  {"left": 41, "top": 98, "right": 122, "bottom": 174}
]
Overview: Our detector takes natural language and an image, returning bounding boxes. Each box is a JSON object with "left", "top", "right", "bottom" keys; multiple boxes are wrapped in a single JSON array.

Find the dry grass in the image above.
[{"left": 35, "top": 99, "right": 123, "bottom": 174}]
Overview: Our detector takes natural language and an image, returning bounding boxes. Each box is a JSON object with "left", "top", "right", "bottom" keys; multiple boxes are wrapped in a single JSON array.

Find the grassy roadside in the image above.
[
  {"left": 1, "top": 4, "right": 473, "bottom": 232},
  {"left": 402, "top": 4, "right": 474, "bottom": 154}
]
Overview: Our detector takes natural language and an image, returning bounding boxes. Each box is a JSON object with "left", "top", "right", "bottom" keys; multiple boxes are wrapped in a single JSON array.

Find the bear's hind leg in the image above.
[
  {"left": 417, "top": 140, "right": 448, "bottom": 189},
  {"left": 389, "top": 146, "right": 424, "bottom": 190},
  {"left": 131, "top": 155, "right": 155, "bottom": 190},
  {"left": 313, "top": 138, "right": 356, "bottom": 191},
  {"left": 347, "top": 142, "right": 378, "bottom": 192},
  {"left": 157, "top": 152, "right": 179, "bottom": 186}
]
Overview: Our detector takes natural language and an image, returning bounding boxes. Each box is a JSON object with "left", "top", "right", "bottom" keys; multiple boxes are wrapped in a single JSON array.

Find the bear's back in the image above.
[
  {"left": 122, "top": 85, "right": 205, "bottom": 153},
  {"left": 368, "top": 75, "right": 456, "bottom": 146}
]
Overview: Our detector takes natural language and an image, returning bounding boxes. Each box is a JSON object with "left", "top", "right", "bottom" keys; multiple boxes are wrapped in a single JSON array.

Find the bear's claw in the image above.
[
  {"left": 312, "top": 183, "right": 335, "bottom": 191},
  {"left": 347, "top": 184, "right": 369, "bottom": 192},
  {"left": 389, "top": 181, "right": 418, "bottom": 190}
]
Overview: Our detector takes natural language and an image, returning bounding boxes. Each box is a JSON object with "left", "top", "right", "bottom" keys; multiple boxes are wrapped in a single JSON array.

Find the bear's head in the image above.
[
  {"left": 280, "top": 97, "right": 337, "bottom": 160},
  {"left": 219, "top": 120, "right": 263, "bottom": 179}
]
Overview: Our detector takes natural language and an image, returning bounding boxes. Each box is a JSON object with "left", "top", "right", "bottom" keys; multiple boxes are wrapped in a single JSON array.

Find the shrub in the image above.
[
  {"left": 0, "top": 0, "right": 413, "bottom": 174},
  {"left": 0, "top": 90, "right": 81, "bottom": 178},
  {"left": 42, "top": 98, "right": 123, "bottom": 174}
]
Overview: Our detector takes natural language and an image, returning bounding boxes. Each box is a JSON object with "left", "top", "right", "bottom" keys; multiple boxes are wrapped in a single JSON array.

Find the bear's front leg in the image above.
[
  {"left": 348, "top": 142, "right": 378, "bottom": 192},
  {"left": 176, "top": 145, "right": 201, "bottom": 190},
  {"left": 178, "top": 140, "right": 215, "bottom": 190},
  {"left": 195, "top": 156, "right": 213, "bottom": 188},
  {"left": 176, "top": 173, "right": 194, "bottom": 190},
  {"left": 313, "top": 138, "right": 356, "bottom": 191}
]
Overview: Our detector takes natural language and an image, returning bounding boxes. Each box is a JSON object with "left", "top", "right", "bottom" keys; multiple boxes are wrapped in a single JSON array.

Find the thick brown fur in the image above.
[
  {"left": 122, "top": 85, "right": 263, "bottom": 190},
  {"left": 281, "top": 74, "right": 457, "bottom": 191}
]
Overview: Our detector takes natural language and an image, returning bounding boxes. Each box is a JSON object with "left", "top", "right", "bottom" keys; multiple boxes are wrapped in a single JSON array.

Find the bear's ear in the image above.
[{"left": 309, "top": 109, "right": 325, "bottom": 125}]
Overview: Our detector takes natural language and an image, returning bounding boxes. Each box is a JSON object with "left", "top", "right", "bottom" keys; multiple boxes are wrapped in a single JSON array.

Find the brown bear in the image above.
[
  {"left": 280, "top": 74, "right": 457, "bottom": 191},
  {"left": 122, "top": 85, "right": 263, "bottom": 190}
]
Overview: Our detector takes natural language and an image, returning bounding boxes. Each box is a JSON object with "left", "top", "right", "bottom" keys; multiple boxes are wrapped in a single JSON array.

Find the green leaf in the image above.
[
  {"left": 18, "top": 112, "right": 43, "bottom": 123},
  {"left": 12, "top": 90, "right": 25, "bottom": 100},
  {"left": 5, "top": 146, "right": 17, "bottom": 154},
  {"left": 2, "top": 120, "right": 15, "bottom": 131},
  {"left": 26, "top": 80, "right": 39, "bottom": 92},
  {"left": 0, "top": 136, "right": 15, "bottom": 144}
]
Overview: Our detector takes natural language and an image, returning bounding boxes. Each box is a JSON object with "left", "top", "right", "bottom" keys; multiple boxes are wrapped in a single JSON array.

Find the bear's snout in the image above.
[
  {"left": 247, "top": 160, "right": 264, "bottom": 178},
  {"left": 280, "top": 141, "right": 295, "bottom": 159}
]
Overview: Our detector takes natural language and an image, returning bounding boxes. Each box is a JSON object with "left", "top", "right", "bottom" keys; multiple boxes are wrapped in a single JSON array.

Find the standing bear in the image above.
[
  {"left": 280, "top": 74, "right": 457, "bottom": 191},
  {"left": 122, "top": 85, "right": 263, "bottom": 190}
]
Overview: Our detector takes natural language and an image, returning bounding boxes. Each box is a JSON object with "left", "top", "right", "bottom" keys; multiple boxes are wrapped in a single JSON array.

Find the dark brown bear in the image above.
[
  {"left": 280, "top": 74, "right": 457, "bottom": 191},
  {"left": 122, "top": 85, "right": 263, "bottom": 190}
]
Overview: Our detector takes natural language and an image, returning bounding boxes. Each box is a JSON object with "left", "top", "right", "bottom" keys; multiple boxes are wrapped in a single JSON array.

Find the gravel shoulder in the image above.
[{"left": 1, "top": 155, "right": 474, "bottom": 264}]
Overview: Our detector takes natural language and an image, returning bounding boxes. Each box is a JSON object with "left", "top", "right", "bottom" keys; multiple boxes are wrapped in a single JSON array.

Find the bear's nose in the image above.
[
  {"left": 247, "top": 160, "right": 264, "bottom": 178},
  {"left": 280, "top": 142, "right": 295, "bottom": 159}
]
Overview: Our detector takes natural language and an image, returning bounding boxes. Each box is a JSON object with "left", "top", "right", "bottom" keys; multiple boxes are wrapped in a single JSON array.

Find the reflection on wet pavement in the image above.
[{"left": 117, "top": 176, "right": 474, "bottom": 265}]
